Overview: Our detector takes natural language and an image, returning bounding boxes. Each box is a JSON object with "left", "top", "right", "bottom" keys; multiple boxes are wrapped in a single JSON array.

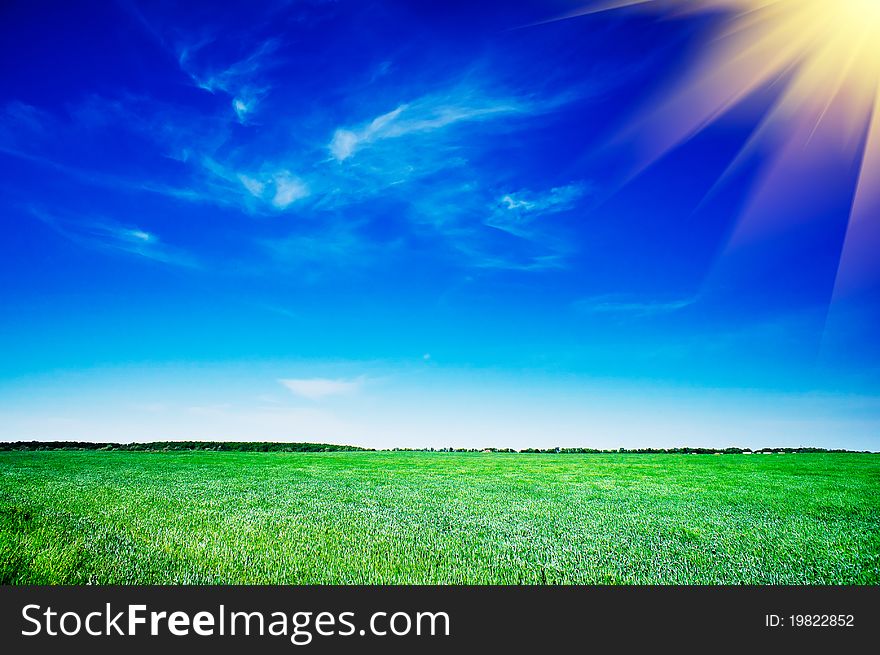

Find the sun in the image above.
[{"left": 553, "top": 0, "right": 880, "bottom": 296}]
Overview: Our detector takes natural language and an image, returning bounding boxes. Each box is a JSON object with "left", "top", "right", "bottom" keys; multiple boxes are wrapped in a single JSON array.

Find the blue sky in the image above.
[{"left": 1, "top": 0, "right": 878, "bottom": 449}]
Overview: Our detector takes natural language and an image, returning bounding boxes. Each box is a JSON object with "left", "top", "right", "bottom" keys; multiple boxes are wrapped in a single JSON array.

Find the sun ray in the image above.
[
  {"left": 834, "top": 84, "right": 880, "bottom": 297},
  {"left": 550, "top": 0, "right": 880, "bottom": 293}
]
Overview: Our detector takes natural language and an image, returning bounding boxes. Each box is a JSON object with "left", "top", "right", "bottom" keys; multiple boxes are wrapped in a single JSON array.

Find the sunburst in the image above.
[{"left": 550, "top": 0, "right": 880, "bottom": 297}]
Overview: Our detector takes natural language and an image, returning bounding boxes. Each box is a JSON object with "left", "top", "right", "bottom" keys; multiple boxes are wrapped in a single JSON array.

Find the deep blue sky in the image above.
[{"left": 1, "top": 0, "right": 878, "bottom": 448}]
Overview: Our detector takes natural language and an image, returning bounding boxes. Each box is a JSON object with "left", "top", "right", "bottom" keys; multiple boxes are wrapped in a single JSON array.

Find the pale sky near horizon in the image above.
[{"left": 1, "top": 361, "right": 877, "bottom": 450}]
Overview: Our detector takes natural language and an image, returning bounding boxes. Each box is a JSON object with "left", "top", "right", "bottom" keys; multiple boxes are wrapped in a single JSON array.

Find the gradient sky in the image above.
[{"left": 1, "top": 0, "right": 878, "bottom": 449}]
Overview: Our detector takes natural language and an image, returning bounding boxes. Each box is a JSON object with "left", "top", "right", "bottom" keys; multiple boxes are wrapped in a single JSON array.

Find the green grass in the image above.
[{"left": 1, "top": 451, "right": 878, "bottom": 584}]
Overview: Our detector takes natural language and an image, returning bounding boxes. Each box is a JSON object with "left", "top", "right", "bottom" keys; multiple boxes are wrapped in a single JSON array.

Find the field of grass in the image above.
[{"left": 1, "top": 451, "right": 878, "bottom": 584}]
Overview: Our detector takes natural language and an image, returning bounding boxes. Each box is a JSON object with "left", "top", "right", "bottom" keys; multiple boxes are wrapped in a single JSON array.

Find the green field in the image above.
[{"left": 1, "top": 451, "right": 878, "bottom": 584}]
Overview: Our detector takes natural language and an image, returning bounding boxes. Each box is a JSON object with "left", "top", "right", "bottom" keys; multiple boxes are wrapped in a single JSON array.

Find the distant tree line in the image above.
[
  {"left": 0, "top": 442, "right": 872, "bottom": 454},
  {"left": 514, "top": 446, "right": 868, "bottom": 454},
  {"left": 406, "top": 446, "right": 871, "bottom": 454},
  {"left": 0, "top": 441, "right": 372, "bottom": 452}
]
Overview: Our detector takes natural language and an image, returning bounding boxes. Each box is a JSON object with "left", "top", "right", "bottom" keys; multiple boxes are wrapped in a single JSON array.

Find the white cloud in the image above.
[
  {"left": 279, "top": 376, "right": 365, "bottom": 400},
  {"left": 231, "top": 87, "right": 267, "bottom": 124},
  {"left": 328, "top": 129, "right": 359, "bottom": 161},
  {"left": 123, "top": 228, "right": 154, "bottom": 243},
  {"left": 329, "top": 106, "right": 405, "bottom": 161},
  {"left": 497, "top": 183, "right": 585, "bottom": 215},
  {"left": 238, "top": 173, "right": 266, "bottom": 197},
  {"left": 202, "top": 159, "right": 309, "bottom": 210},
  {"left": 486, "top": 183, "right": 587, "bottom": 239},
  {"left": 232, "top": 96, "right": 252, "bottom": 121},
  {"left": 499, "top": 195, "right": 535, "bottom": 211},
  {"left": 328, "top": 91, "right": 525, "bottom": 161},
  {"left": 271, "top": 171, "right": 309, "bottom": 208}
]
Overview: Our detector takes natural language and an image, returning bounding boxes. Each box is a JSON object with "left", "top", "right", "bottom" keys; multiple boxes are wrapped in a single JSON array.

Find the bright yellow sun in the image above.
[{"left": 554, "top": 0, "right": 880, "bottom": 296}]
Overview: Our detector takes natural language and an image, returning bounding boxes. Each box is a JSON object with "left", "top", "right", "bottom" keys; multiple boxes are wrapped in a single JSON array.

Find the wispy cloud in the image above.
[
  {"left": 121, "top": 0, "right": 305, "bottom": 125},
  {"left": 179, "top": 38, "right": 278, "bottom": 93},
  {"left": 497, "top": 184, "right": 585, "bottom": 214},
  {"left": 279, "top": 376, "right": 366, "bottom": 400},
  {"left": 329, "top": 106, "right": 404, "bottom": 161},
  {"left": 328, "top": 88, "right": 529, "bottom": 161},
  {"left": 238, "top": 169, "right": 310, "bottom": 209},
  {"left": 573, "top": 294, "right": 698, "bottom": 316},
  {"left": 202, "top": 158, "right": 310, "bottom": 211},
  {"left": 231, "top": 89, "right": 267, "bottom": 123},
  {"left": 3, "top": 59, "right": 585, "bottom": 276},
  {"left": 411, "top": 179, "right": 590, "bottom": 271},
  {"left": 486, "top": 183, "right": 587, "bottom": 238},
  {"left": 400, "top": 177, "right": 587, "bottom": 272},
  {"left": 0, "top": 98, "right": 236, "bottom": 206},
  {"left": 316, "top": 80, "right": 587, "bottom": 271},
  {"left": 268, "top": 171, "right": 310, "bottom": 208},
  {"left": 29, "top": 208, "right": 199, "bottom": 268},
  {"left": 178, "top": 38, "right": 279, "bottom": 123}
]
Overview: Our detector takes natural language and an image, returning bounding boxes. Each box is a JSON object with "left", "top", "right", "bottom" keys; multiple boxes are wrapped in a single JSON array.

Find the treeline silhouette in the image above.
[
  {"left": 0, "top": 441, "right": 372, "bottom": 452},
  {"left": 394, "top": 446, "right": 869, "bottom": 454},
  {"left": 0, "top": 442, "right": 871, "bottom": 454}
]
